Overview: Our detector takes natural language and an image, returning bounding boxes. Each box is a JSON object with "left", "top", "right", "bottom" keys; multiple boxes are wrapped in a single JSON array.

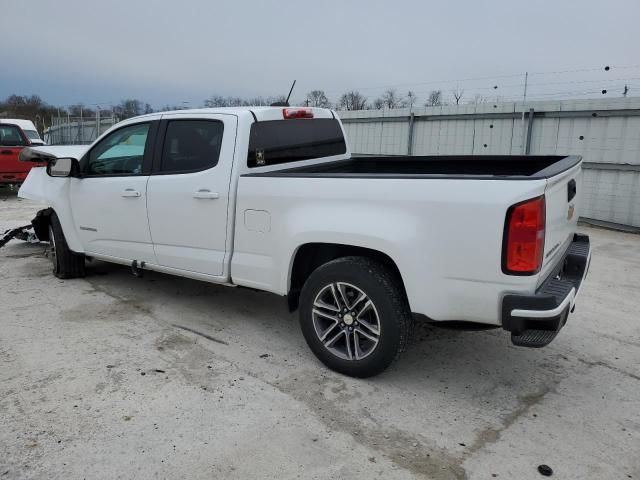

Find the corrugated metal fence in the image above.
[{"left": 338, "top": 97, "right": 640, "bottom": 228}]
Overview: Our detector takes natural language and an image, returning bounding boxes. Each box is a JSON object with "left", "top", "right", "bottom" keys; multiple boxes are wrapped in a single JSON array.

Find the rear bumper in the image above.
[{"left": 501, "top": 233, "right": 591, "bottom": 347}]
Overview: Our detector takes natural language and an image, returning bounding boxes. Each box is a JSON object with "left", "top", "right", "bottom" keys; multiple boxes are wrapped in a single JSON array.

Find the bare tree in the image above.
[
  {"left": 269, "top": 95, "right": 288, "bottom": 105},
  {"left": 375, "top": 89, "right": 403, "bottom": 109},
  {"left": 226, "top": 97, "right": 244, "bottom": 107},
  {"left": 113, "top": 99, "right": 146, "bottom": 119},
  {"left": 245, "top": 96, "right": 270, "bottom": 106},
  {"left": 68, "top": 104, "right": 95, "bottom": 117},
  {"left": 452, "top": 86, "right": 464, "bottom": 105},
  {"left": 0, "top": 94, "right": 58, "bottom": 133},
  {"left": 204, "top": 95, "right": 228, "bottom": 107},
  {"left": 305, "top": 90, "right": 330, "bottom": 108},
  {"left": 471, "top": 94, "right": 488, "bottom": 105},
  {"left": 204, "top": 94, "right": 288, "bottom": 107},
  {"left": 372, "top": 98, "right": 385, "bottom": 110},
  {"left": 156, "top": 104, "right": 182, "bottom": 112},
  {"left": 425, "top": 90, "right": 443, "bottom": 107},
  {"left": 337, "top": 91, "right": 367, "bottom": 111}
]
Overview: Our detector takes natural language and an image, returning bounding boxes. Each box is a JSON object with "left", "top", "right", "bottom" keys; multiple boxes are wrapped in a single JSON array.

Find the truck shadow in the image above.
[{"left": 82, "top": 259, "right": 565, "bottom": 392}]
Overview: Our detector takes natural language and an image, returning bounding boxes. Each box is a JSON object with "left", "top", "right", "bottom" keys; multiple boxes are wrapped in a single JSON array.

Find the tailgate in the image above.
[{"left": 539, "top": 161, "right": 583, "bottom": 280}]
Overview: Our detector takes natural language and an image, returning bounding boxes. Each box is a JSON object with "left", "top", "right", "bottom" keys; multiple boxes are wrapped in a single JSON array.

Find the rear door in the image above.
[
  {"left": 146, "top": 113, "right": 237, "bottom": 276},
  {"left": 540, "top": 162, "right": 583, "bottom": 274}
]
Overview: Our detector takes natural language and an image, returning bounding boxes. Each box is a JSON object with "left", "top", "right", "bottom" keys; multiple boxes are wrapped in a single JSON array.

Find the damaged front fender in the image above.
[
  {"left": 0, "top": 208, "right": 52, "bottom": 249},
  {"left": 31, "top": 208, "right": 53, "bottom": 242}
]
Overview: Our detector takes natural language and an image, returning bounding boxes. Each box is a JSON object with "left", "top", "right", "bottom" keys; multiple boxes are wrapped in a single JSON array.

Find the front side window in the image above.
[
  {"left": 247, "top": 118, "right": 346, "bottom": 168},
  {"left": 0, "top": 125, "right": 26, "bottom": 146},
  {"left": 160, "top": 120, "right": 224, "bottom": 173},
  {"left": 87, "top": 123, "right": 150, "bottom": 176}
]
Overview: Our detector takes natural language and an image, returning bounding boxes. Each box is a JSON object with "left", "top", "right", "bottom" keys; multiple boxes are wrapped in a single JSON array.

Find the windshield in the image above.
[{"left": 24, "top": 129, "right": 41, "bottom": 140}]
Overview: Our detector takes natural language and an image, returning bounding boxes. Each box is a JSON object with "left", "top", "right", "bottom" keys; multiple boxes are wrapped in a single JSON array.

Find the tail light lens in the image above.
[
  {"left": 503, "top": 196, "right": 545, "bottom": 275},
  {"left": 283, "top": 108, "right": 314, "bottom": 119}
]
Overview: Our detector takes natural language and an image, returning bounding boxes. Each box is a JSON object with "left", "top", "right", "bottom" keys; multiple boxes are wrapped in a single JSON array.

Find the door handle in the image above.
[
  {"left": 121, "top": 188, "right": 141, "bottom": 198},
  {"left": 567, "top": 179, "right": 577, "bottom": 202},
  {"left": 193, "top": 189, "right": 219, "bottom": 199}
]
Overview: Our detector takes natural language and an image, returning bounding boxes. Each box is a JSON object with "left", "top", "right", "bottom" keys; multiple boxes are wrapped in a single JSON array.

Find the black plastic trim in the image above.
[
  {"left": 242, "top": 155, "right": 582, "bottom": 180},
  {"left": 568, "top": 179, "right": 577, "bottom": 202},
  {"left": 502, "top": 234, "right": 590, "bottom": 335}
]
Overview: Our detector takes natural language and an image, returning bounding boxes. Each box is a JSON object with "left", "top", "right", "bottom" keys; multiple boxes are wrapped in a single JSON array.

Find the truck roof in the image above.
[
  {"left": 0, "top": 118, "right": 38, "bottom": 131},
  {"left": 132, "top": 106, "right": 336, "bottom": 122}
]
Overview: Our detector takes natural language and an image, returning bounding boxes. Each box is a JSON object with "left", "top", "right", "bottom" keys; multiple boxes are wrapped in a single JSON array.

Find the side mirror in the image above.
[{"left": 47, "top": 157, "right": 78, "bottom": 177}]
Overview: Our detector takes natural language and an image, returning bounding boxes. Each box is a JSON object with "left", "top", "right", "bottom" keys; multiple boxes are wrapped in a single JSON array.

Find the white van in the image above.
[{"left": 1, "top": 119, "right": 45, "bottom": 145}]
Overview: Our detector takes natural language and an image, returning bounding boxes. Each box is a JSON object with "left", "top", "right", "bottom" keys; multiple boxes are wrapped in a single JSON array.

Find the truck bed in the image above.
[{"left": 244, "top": 155, "right": 581, "bottom": 180}]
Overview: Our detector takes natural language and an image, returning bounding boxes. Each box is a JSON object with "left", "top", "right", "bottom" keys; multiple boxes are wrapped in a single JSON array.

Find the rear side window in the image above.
[
  {"left": 160, "top": 120, "right": 224, "bottom": 174},
  {"left": 0, "top": 125, "right": 26, "bottom": 146},
  {"left": 247, "top": 119, "right": 346, "bottom": 168}
]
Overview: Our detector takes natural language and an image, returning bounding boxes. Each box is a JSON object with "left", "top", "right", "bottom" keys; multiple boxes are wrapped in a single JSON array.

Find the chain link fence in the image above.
[{"left": 44, "top": 112, "right": 119, "bottom": 145}]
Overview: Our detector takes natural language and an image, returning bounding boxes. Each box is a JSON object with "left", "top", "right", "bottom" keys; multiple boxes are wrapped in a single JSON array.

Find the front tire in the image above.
[
  {"left": 299, "top": 256, "right": 412, "bottom": 378},
  {"left": 49, "top": 213, "right": 85, "bottom": 279}
]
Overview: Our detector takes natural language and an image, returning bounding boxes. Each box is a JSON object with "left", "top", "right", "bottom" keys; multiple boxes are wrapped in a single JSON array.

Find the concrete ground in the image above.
[{"left": 1, "top": 186, "right": 638, "bottom": 480}]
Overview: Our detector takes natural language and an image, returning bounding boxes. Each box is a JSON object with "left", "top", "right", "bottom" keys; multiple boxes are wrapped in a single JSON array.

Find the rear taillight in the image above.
[
  {"left": 283, "top": 107, "right": 314, "bottom": 119},
  {"left": 503, "top": 195, "right": 545, "bottom": 275}
]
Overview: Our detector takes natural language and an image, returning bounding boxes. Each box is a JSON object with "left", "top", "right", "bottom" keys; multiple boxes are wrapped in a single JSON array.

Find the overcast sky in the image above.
[{"left": 2, "top": 0, "right": 639, "bottom": 108}]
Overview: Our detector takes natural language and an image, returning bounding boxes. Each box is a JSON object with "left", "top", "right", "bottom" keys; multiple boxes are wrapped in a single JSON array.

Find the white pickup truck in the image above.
[{"left": 18, "top": 106, "right": 591, "bottom": 377}]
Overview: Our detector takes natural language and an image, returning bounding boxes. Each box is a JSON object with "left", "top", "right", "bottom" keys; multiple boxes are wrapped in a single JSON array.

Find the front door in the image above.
[
  {"left": 70, "top": 120, "right": 158, "bottom": 264},
  {"left": 146, "top": 114, "right": 237, "bottom": 276}
]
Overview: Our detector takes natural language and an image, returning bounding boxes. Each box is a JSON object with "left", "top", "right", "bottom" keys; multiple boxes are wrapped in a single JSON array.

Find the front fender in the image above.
[{"left": 18, "top": 168, "right": 84, "bottom": 253}]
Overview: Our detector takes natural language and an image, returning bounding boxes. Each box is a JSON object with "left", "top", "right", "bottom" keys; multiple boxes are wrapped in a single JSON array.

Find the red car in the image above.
[{"left": 0, "top": 119, "right": 46, "bottom": 185}]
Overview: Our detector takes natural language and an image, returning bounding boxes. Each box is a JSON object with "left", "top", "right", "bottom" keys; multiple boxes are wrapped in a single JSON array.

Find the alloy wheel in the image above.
[{"left": 311, "top": 282, "right": 381, "bottom": 361}]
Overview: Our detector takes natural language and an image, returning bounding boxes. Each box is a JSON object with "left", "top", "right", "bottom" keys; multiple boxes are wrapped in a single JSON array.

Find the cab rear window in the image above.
[
  {"left": 247, "top": 119, "right": 346, "bottom": 168},
  {"left": 0, "top": 125, "right": 26, "bottom": 146}
]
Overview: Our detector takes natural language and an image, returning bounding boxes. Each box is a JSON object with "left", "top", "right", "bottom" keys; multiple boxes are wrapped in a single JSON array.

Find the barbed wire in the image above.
[
  {"left": 321, "top": 64, "right": 640, "bottom": 100},
  {"left": 14, "top": 63, "right": 640, "bottom": 110}
]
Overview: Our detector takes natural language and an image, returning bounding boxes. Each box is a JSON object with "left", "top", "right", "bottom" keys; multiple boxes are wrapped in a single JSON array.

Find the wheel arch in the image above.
[
  {"left": 31, "top": 207, "right": 54, "bottom": 242},
  {"left": 287, "top": 242, "right": 408, "bottom": 312}
]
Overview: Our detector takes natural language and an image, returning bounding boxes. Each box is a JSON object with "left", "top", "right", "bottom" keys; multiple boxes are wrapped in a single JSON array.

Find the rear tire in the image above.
[
  {"left": 299, "top": 256, "right": 412, "bottom": 378},
  {"left": 49, "top": 213, "right": 85, "bottom": 279}
]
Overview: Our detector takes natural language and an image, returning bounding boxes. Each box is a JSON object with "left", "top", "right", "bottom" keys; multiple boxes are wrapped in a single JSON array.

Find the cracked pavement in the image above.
[{"left": 1, "top": 188, "right": 639, "bottom": 479}]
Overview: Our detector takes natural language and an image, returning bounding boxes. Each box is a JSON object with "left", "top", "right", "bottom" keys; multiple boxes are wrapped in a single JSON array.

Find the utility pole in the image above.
[
  {"left": 96, "top": 107, "right": 101, "bottom": 139},
  {"left": 521, "top": 71, "right": 529, "bottom": 155},
  {"left": 80, "top": 105, "right": 84, "bottom": 144}
]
